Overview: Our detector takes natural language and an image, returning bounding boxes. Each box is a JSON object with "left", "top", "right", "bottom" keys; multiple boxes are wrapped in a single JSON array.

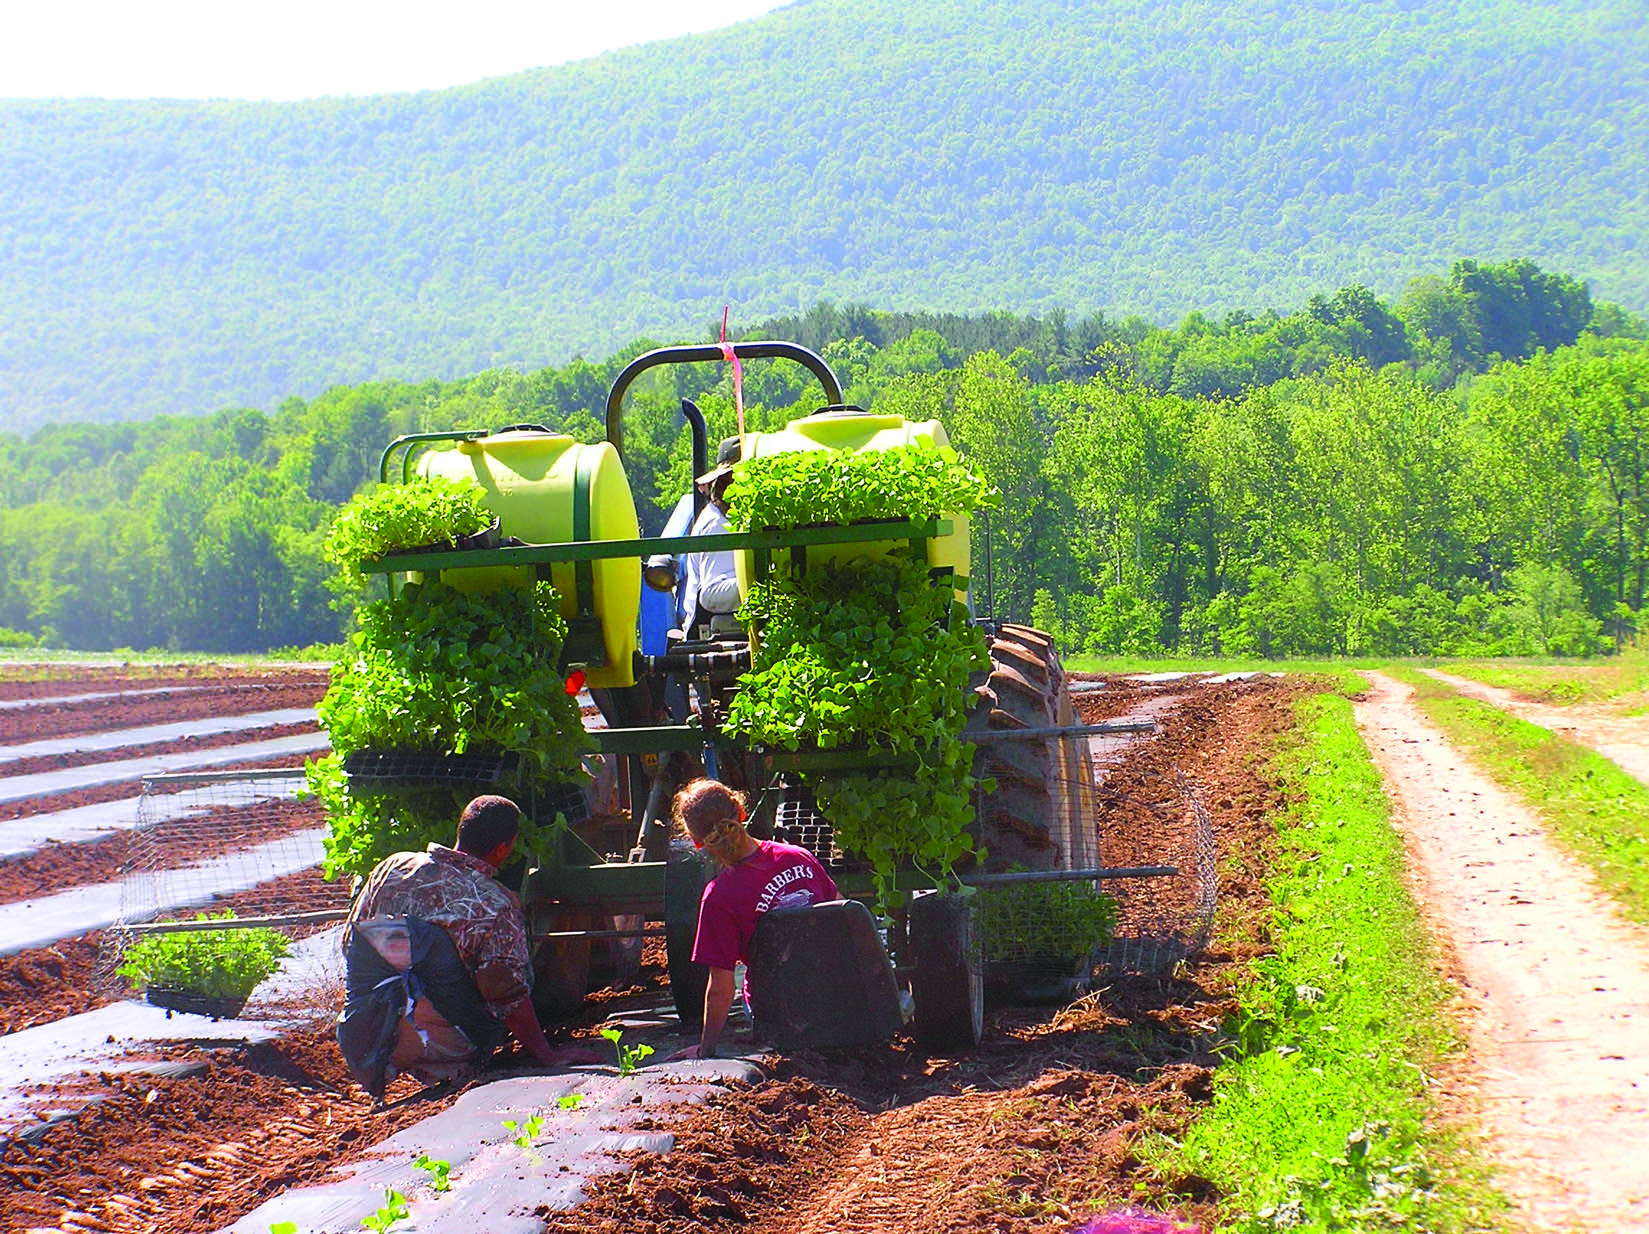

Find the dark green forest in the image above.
[
  {"left": 2, "top": 0, "right": 1646, "bottom": 431},
  {"left": 1, "top": 258, "right": 1643, "bottom": 660}
]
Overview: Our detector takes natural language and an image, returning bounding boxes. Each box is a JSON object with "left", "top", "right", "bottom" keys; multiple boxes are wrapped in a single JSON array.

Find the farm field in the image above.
[{"left": 0, "top": 661, "right": 1643, "bottom": 1231}]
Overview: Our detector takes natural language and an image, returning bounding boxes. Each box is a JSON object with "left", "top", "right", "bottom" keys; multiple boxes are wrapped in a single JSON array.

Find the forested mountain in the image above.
[{"left": 2, "top": 0, "right": 1645, "bottom": 431}]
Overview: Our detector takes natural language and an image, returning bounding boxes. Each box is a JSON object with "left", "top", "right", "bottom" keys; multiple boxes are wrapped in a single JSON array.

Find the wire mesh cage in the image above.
[
  {"left": 1090, "top": 775, "right": 1217, "bottom": 978},
  {"left": 97, "top": 768, "right": 350, "bottom": 1017},
  {"left": 971, "top": 725, "right": 1218, "bottom": 999}
]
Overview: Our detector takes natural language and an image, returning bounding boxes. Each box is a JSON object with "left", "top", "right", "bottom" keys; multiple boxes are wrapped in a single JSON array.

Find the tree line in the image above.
[{"left": 0, "top": 258, "right": 1643, "bottom": 658}]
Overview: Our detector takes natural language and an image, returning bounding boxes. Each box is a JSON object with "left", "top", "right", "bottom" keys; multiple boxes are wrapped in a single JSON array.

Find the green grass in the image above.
[
  {"left": 1388, "top": 666, "right": 1649, "bottom": 925},
  {"left": 0, "top": 646, "right": 338, "bottom": 672},
  {"left": 1154, "top": 680, "right": 1503, "bottom": 1232},
  {"left": 1434, "top": 661, "right": 1598, "bottom": 704},
  {"left": 1436, "top": 642, "right": 1649, "bottom": 711}
]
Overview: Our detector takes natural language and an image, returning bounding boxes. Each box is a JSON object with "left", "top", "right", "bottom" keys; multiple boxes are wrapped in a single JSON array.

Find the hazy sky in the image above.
[{"left": 1, "top": 0, "right": 790, "bottom": 101}]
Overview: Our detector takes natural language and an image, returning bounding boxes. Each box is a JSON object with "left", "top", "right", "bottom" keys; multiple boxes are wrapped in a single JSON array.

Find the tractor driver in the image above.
[
  {"left": 337, "top": 795, "right": 595, "bottom": 1095},
  {"left": 645, "top": 436, "right": 743, "bottom": 642},
  {"left": 679, "top": 448, "right": 742, "bottom": 638},
  {"left": 666, "top": 779, "right": 839, "bottom": 1059}
]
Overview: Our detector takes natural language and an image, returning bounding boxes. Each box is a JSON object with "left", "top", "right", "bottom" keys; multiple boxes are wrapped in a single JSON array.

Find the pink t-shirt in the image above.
[{"left": 691, "top": 840, "right": 840, "bottom": 972}]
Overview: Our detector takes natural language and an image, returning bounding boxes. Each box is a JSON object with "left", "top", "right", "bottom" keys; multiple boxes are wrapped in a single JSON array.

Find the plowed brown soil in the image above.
[
  {"left": 0, "top": 867, "right": 354, "bottom": 1036},
  {"left": 0, "top": 934, "right": 107, "bottom": 1035},
  {"left": 0, "top": 663, "right": 323, "bottom": 700},
  {"left": 0, "top": 666, "right": 1304, "bottom": 1234},
  {"left": 0, "top": 798, "right": 327, "bottom": 906},
  {"left": 0, "top": 750, "right": 326, "bottom": 824},
  {"left": 3, "top": 1022, "right": 467, "bottom": 1232},
  {"left": 0, "top": 676, "right": 328, "bottom": 743},
  {"left": 0, "top": 985, "right": 634, "bottom": 1234},
  {"left": 0, "top": 719, "right": 321, "bottom": 778}
]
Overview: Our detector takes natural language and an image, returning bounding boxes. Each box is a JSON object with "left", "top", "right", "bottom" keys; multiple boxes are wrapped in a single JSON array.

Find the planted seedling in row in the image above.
[
  {"left": 558, "top": 1093, "right": 586, "bottom": 1111},
  {"left": 600, "top": 1026, "right": 654, "bottom": 1075},
  {"left": 360, "top": 1189, "right": 410, "bottom": 1232},
  {"left": 413, "top": 1153, "right": 452, "bottom": 1192},
  {"left": 502, "top": 1112, "right": 545, "bottom": 1148}
]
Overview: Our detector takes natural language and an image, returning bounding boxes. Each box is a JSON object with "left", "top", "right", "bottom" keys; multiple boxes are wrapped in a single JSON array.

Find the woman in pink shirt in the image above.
[{"left": 668, "top": 779, "right": 838, "bottom": 1059}]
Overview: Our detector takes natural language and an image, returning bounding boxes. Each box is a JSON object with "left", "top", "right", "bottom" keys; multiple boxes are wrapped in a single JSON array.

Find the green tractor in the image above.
[{"left": 341, "top": 342, "right": 1111, "bottom": 1050}]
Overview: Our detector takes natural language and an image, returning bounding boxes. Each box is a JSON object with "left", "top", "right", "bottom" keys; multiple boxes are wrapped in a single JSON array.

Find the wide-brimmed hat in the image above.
[{"left": 695, "top": 435, "right": 742, "bottom": 486}]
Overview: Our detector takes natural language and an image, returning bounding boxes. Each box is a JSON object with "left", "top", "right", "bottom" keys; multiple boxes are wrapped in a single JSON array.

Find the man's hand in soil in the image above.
[{"left": 505, "top": 1000, "right": 601, "bottom": 1068}]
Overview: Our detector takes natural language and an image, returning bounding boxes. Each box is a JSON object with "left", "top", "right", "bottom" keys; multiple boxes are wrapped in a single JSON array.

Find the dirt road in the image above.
[
  {"left": 1422, "top": 668, "right": 1649, "bottom": 789},
  {"left": 1354, "top": 672, "right": 1649, "bottom": 1233}
]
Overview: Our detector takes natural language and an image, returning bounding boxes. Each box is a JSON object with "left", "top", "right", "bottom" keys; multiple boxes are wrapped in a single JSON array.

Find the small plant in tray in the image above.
[{"left": 116, "top": 911, "right": 291, "bottom": 1018}]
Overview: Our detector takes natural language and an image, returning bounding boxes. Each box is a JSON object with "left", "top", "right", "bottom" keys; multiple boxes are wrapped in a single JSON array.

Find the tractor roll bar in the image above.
[{"left": 604, "top": 341, "right": 845, "bottom": 460}]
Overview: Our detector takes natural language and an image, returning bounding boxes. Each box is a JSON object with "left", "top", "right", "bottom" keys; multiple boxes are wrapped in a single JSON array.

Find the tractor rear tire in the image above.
[
  {"left": 908, "top": 891, "right": 984, "bottom": 1051},
  {"left": 966, "top": 623, "right": 1092, "bottom": 873}
]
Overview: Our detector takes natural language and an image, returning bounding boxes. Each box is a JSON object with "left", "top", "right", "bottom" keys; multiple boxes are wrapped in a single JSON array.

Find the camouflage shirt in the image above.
[{"left": 347, "top": 844, "right": 533, "bottom": 1021}]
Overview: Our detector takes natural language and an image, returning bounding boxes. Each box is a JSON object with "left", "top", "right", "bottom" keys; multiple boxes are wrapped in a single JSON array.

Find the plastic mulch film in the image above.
[{"left": 96, "top": 768, "right": 349, "bottom": 1015}]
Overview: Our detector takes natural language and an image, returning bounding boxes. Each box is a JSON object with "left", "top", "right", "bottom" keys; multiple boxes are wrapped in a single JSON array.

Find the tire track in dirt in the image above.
[
  {"left": 1354, "top": 671, "right": 1649, "bottom": 1233},
  {"left": 1421, "top": 668, "right": 1649, "bottom": 789}
]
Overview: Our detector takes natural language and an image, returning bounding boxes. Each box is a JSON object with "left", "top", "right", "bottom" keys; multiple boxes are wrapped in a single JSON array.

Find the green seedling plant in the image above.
[
  {"left": 722, "top": 439, "right": 998, "bottom": 531},
  {"left": 360, "top": 1189, "right": 410, "bottom": 1232},
  {"left": 116, "top": 912, "right": 290, "bottom": 1004},
  {"left": 728, "top": 554, "right": 990, "bottom": 908},
  {"left": 307, "top": 572, "right": 591, "bottom": 880},
  {"left": 269, "top": 1223, "right": 298, "bottom": 1234},
  {"left": 720, "top": 443, "right": 1001, "bottom": 908},
  {"left": 558, "top": 1093, "right": 586, "bottom": 1111},
  {"left": 600, "top": 1027, "right": 654, "bottom": 1075},
  {"left": 413, "top": 1153, "right": 451, "bottom": 1193},
  {"left": 975, "top": 875, "right": 1118, "bottom": 965},
  {"left": 323, "top": 474, "right": 493, "bottom": 595},
  {"left": 502, "top": 1112, "right": 544, "bottom": 1148}
]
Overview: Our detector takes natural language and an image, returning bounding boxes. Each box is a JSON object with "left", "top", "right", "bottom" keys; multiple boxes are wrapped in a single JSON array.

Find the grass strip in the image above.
[
  {"left": 1388, "top": 665, "right": 1649, "bottom": 924},
  {"left": 1155, "top": 682, "right": 1500, "bottom": 1232},
  {"left": 1434, "top": 661, "right": 1598, "bottom": 704},
  {"left": 1435, "top": 648, "right": 1649, "bottom": 713}
]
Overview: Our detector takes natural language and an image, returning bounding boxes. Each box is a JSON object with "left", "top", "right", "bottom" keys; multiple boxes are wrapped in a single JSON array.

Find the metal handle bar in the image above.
[{"left": 604, "top": 341, "right": 845, "bottom": 460}]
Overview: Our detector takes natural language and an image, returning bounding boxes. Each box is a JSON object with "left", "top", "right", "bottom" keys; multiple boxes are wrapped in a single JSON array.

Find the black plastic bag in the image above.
[{"left": 336, "top": 915, "right": 505, "bottom": 1099}]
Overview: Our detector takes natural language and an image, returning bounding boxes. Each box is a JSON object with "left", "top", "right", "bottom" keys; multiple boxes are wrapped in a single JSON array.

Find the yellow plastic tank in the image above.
[
  {"left": 734, "top": 410, "right": 972, "bottom": 606},
  {"left": 416, "top": 430, "right": 640, "bottom": 689}
]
